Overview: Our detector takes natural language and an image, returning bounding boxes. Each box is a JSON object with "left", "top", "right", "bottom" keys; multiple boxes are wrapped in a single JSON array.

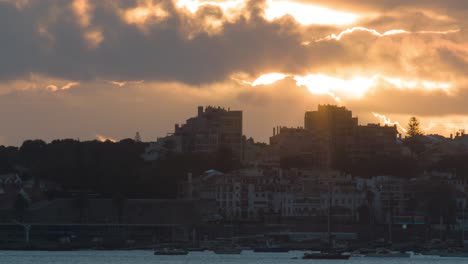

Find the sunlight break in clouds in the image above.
[
  {"left": 251, "top": 73, "right": 288, "bottom": 86},
  {"left": 316, "top": 27, "right": 460, "bottom": 42},
  {"left": 247, "top": 73, "right": 374, "bottom": 102},
  {"left": 176, "top": 0, "right": 245, "bottom": 20},
  {"left": 264, "top": 0, "right": 360, "bottom": 25},
  {"left": 293, "top": 74, "right": 375, "bottom": 102},
  {"left": 176, "top": 0, "right": 360, "bottom": 25},
  {"left": 248, "top": 73, "right": 453, "bottom": 102},
  {"left": 372, "top": 112, "right": 407, "bottom": 134}
]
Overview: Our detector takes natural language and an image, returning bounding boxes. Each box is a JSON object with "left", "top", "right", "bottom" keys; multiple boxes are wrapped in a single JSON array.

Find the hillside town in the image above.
[{"left": 0, "top": 105, "right": 467, "bottom": 252}]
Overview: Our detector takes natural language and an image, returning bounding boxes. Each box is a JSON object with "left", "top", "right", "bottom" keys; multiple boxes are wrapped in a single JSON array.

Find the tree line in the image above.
[{"left": 0, "top": 138, "right": 237, "bottom": 198}]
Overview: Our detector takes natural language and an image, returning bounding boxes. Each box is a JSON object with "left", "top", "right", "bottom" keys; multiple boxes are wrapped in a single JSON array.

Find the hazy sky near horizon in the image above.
[{"left": 1, "top": 0, "right": 468, "bottom": 146}]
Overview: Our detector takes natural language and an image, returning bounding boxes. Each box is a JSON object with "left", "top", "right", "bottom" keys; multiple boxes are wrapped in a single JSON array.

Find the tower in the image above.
[{"left": 134, "top": 132, "right": 142, "bottom": 142}]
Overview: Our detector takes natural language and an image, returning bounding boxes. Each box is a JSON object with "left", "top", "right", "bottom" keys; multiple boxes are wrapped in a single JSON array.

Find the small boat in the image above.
[
  {"left": 419, "top": 249, "right": 446, "bottom": 256},
  {"left": 439, "top": 249, "right": 468, "bottom": 258},
  {"left": 351, "top": 248, "right": 376, "bottom": 257},
  {"left": 254, "top": 240, "right": 289, "bottom": 253},
  {"left": 186, "top": 247, "right": 206, "bottom": 252},
  {"left": 364, "top": 248, "right": 410, "bottom": 258},
  {"left": 254, "top": 247, "right": 289, "bottom": 253},
  {"left": 303, "top": 252, "right": 351, "bottom": 260},
  {"left": 213, "top": 248, "right": 242, "bottom": 254},
  {"left": 154, "top": 248, "right": 189, "bottom": 255}
]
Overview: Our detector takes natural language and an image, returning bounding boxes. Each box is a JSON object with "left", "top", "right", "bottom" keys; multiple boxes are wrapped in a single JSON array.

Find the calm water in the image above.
[{"left": 1, "top": 250, "right": 467, "bottom": 264}]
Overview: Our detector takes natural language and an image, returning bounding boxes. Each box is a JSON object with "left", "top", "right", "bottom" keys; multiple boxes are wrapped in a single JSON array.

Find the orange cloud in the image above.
[
  {"left": 106, "top": 80, "right": 145, "bottom": 87},
  {"left": 96, "top": 134, "right": 116, "bottom": 142},
  {"left": 313, "top": 26, "right": 460, "bottom": 42},
  {"left": 372, "top": 112, "right": 407, "bottom": 133},
  {"left": 122, "top": 0, "right": 169, "bottom": 26}
]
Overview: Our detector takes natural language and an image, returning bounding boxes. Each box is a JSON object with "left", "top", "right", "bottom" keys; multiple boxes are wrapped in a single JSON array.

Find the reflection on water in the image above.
[{"left": 1, "top": 250, "right": 468, "bottom": 264}]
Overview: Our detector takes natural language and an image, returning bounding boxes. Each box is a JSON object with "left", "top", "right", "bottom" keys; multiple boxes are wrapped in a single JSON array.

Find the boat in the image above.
[
  {"left": 186, "top": 247, "right": 206, "bottom": 252},
  {"left": 420, "top": 249, "right": 446, "bottom": 256},
  {"left": 351, "top": 248, "right": 376, "bottom": 257},
  {"left": 213, "top": 248, "right": 242, "bottom": 254},
  {"left": 254, "top": 240, "right": 289, "bottom": 253},
  {"left": 439, "top": 249, "right": 468, "bottom": 258},
  {"left": 303, "top": 252, "right": 351, "bottom": 260},
  {"left": 303, "top": 179, "right": 350, "bottom": 260},
  {"left": 254, "top": 247, "right": 289, "bottom": 253},
  {"left": 154, "top": 248, "right": 189, "bottom": 255},
  {"left": 439, "top": 252, "right": 468, "bottom": 258},
  {"left": 364, "top": 248, "right": 410, "bottom": 258}
]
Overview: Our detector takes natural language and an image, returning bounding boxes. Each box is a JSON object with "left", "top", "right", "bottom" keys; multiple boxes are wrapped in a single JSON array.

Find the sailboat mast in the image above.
[{"left": 328, "top": 181, "right": 332, "bottom": 247}]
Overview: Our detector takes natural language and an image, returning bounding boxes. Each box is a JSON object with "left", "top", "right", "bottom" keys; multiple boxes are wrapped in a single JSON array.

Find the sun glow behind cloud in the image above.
[
  {"left": 244, "top": 73, "right": 453, "bottom": 102},
  {"left": 176, "top": 0, "right": 360, "bottom": 25},
  {"left": 263, "top": 0, "right": 360, "bottom": 25},
  {"left": 176, "top": 0, "right": 245, "bottom": 19},
  {"left": 251, "top": 73, "right": 288, "bottom": 86},
  {"left": 294, "top": 74, "right": 376, "bottom": 102}
]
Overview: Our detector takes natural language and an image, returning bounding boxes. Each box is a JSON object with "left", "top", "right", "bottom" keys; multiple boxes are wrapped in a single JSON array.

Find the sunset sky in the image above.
[{"left": 1, "top": 0, "right": 467, "bottom": 145}]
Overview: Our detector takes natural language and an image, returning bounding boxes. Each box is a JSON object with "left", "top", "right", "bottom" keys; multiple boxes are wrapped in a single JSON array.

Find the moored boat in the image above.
[
  {"left": 213, "top": 248, "right": 242, "bottom": 255},
  {"left": 439, "top": 249, "right": 468, "bottom": 258},
  {"left": 364, "top": 248, "right": 410, "bottom": 258},
  {"left": 253, "top": 247, "right": 289, "bottom": 253},
  {"left": 303, "top": 252, "right": 351, "bottom": 260},
  {"left": 154, "top": 248, "right": 189, "bottom": 255},
  {"left": 186, "top": 247, "right": 206, "bottom": 252},
  {"left": 213, "top": 248, "right": 242, "bottom": 254}
]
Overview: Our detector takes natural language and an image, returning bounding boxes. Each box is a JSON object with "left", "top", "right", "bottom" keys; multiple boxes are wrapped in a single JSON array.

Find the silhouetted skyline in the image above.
[{"left": 0, "top": 0, "right": 467, "bottom": 146}]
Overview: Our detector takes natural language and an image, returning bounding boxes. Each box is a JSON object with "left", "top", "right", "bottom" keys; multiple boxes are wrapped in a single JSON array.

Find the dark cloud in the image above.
[
  {"left": 0, "top": 3, "right": 40, "bottom": 80},
  {"left": 0, "top": 0, "right": 312, "bottom": 84},
  {"left": 0, "top": 0, "right": 466, "bottom": 85}
]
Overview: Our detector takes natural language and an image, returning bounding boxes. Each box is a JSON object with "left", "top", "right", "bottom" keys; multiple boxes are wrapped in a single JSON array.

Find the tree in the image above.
[
  {"left": 406, "top": 117, "right": 424, "bottom": 138},
  {"left": 405, "top": 117, "right": 426, "bottom": 155}
]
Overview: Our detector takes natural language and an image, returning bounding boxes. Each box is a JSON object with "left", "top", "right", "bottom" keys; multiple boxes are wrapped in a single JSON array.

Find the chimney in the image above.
[
  {"left": 197, "top": 106, "right": 203, "bottom": 117},
  {"left": 175, "top": 124, "right": 179, "bottom": 132},
  {"left": 273, "top": 127, "right": 276, "bottom": 136},
  {"left": 398, "top": 133, "right": 402, "bottom": 140}
]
